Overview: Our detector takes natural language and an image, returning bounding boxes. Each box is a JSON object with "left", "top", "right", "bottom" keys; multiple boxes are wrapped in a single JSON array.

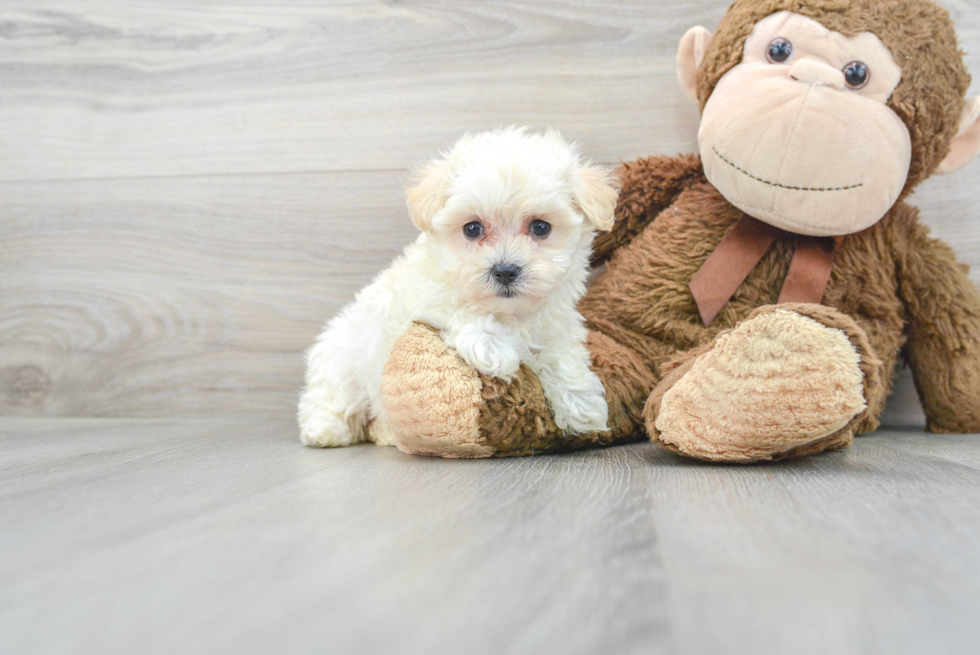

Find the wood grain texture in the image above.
[
  {"left": 2, "top": 418, "right": 979, "bottom": 654},
  {"left": 0, "top": 171, "right": 416, "bottom": 416},
  {"left": 0, "top": 0, "right": 972, "bottom": 180},
  {"left": 0, "top": 0, "right": 978, "bottom": 421},
  {"left": 0, "top": 0, "right": 719, "bottom": 181}
]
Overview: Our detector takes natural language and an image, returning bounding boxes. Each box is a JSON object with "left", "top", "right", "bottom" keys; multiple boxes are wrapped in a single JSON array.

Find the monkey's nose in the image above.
[
  {"left": 789, "top": 59, "right": 845, "bottom": 90},
  {"left": 491, "top": 263, "right": 522, "bottom": 286}
]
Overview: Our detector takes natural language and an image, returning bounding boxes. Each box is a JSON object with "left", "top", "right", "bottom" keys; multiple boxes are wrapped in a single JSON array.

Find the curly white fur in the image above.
[{"left": 298, "top": 127, "right": 619, "bottom": 447}]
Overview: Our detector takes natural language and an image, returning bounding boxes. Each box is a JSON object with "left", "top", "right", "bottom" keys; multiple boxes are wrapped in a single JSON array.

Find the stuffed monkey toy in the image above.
[{"left": 380, "top": 0, "right": 980, "bottom": 462}]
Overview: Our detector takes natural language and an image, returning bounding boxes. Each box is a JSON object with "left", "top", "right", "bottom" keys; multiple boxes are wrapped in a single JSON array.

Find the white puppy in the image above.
[{"left": 298, "top": 127, "right": 619, "bottom": 448}]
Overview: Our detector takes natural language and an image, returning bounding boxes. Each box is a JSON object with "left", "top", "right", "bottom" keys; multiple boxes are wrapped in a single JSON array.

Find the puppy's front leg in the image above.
[
  {"left": 529, "top": 332, "right": 609, "bottom": 435},
  {"left": 446, "top": 315, "right": 524, "bottom": 381}
]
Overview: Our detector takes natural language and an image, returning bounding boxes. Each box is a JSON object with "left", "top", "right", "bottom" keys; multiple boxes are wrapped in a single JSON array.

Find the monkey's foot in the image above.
[
  {"left": 380, "top": 323, "right": 615, "bottom": 458},
  {"left": 644, "top": 304, "right": 880, "bottom": 463}
]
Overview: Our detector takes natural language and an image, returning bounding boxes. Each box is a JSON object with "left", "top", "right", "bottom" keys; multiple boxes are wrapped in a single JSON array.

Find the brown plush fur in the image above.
[
  {"left": 580, "top": 162, "right": 980, "bottom": 448},
  {"left": 380, "top": 0, "right": 980, "bottom": 462},
  {"left": 478, "top": 359, "right": 638, "bottom": 457}
]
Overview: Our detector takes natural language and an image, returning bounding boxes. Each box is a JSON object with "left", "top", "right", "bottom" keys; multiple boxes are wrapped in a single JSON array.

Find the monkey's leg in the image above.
[
  {"left": 380, "top": 323, "right": 654, "bottom": 458},
  {"left": 644, "top": 304, "right": 884, "bottom": 463}
]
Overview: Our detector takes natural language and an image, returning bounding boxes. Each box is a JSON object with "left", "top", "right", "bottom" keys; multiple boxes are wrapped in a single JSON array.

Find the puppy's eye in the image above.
[
  {"left": 529, "top": 219, "right": 552, "bottom": 238},
  {"left": 463, "top": 221, "right": 483, "bottom": 239},
  {"left": 766, "top": 38, "right": 792, "bottom": 64},
  {"left": 842, "top": 61, "right": 870, "bottom": 89}
]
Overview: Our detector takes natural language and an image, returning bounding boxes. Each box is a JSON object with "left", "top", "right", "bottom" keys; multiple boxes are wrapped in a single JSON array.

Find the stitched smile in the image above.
[{"left": 712, "top": 147, "right": 863, "bottom": 192}]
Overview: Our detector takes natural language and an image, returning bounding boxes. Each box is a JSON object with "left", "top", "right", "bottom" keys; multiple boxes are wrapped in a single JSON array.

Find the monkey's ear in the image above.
[
  {"left": 936, "top": 97, "right": 980, "bottom": 175},
  {"left": 405, "top": 158, "right": 453, "bottom": 232},
  {"left": 677, "top": 26, "right": 713, "bottom": 102},
  {"left": 574, "top": 163, "right": 620, "bottom": 232}
]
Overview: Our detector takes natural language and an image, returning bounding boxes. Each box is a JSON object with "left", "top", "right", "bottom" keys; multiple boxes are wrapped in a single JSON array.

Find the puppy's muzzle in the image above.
[{"left": 491, "top": 263, "right": 522, "bottom": 288}]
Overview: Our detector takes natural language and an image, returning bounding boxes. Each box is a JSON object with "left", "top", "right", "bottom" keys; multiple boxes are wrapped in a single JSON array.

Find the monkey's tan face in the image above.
[{"left": 699, "top": 12, "right": 912, "bottom": 237}]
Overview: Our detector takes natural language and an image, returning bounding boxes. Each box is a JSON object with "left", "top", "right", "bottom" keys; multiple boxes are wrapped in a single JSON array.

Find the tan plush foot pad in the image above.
[
  {"left": 648, "top": 304, "right": 881, "bottom": 463},
  {"left": 381, "top": 323, "right": 490, "bottom": 457},
  {"left": 381, "top": 323, "right": 615, "bottom": 458}
]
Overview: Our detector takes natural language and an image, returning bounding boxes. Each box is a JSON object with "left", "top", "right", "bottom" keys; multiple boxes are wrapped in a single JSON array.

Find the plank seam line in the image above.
[
  {"left": 0, "top": 168, "right": 410, "bottom": 185},
  {"left": 0, "top": 160, "right": 625, "bottom": 185}
]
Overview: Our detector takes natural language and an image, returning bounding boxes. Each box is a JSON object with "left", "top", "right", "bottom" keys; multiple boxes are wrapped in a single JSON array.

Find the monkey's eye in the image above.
[
  {"left": 529, "top": 219, "right": 552, "bottom": 238},
  {"left": 766, "top": 38, "right": 793, "bottom": 63},
  {"left": 843, "top": 61, "right": 870, "bottom": 89},
  {"left": 463, "top": 221, "right": 483, "bottom": 239}
]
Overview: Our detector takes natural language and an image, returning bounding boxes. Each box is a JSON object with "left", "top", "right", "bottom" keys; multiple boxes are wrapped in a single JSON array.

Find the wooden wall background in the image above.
[{"left": 1, "top": 0, "right": 978, "bottom": 423}]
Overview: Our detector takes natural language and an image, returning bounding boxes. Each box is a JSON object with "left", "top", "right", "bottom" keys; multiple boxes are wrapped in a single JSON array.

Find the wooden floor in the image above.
[{"left": 2, "top": 419, "right": 979, "bottom": 655}]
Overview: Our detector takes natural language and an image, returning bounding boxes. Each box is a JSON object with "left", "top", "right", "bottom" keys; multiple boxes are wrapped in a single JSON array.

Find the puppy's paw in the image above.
[
  {"left": 549, "top": 372, "right": 609, "bottom": 435},
  {"left": 450, "top": 317, "right": 523, "bottom": 381},
  {"left": 299, "top": 410, "right": 355, "bottom": 448}
]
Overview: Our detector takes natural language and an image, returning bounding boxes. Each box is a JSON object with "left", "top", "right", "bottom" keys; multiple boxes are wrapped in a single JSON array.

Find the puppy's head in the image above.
[{"left": 405, "top": 127, "right": 619, "bottom": 314}]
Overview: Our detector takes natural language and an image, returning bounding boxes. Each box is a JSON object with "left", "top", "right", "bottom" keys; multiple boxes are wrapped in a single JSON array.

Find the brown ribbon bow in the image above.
[{"left": 689, "top": 215, "right": 843, "bottom": 327}]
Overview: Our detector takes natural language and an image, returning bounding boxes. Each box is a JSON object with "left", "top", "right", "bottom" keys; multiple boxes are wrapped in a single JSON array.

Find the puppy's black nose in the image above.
[{"left": 491, "top": 263, "right": 522, "bottom": 286}]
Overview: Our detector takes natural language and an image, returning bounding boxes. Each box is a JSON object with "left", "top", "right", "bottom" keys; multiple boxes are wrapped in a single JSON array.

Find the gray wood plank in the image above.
[
  {"left": 0, "top": 0, "right": 715, "bottom": 181},
  {"left": 1, "top": 1, "right": 975, "bottom": 181},
  {"left": 0, "top": 171, "right": 416, "bottom": 416},
  {"left": 0, "top": 418, "right": 671, "bottom": 655},
  {"left": 647, "top": 432, "right": 980, "bottom": 655},
  {"left": 2, "top": 419, "right": 979, "bottom": 655}
]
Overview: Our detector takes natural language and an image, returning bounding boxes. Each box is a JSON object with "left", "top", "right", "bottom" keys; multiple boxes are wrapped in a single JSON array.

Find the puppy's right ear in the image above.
[{"left": 405, "top": 158, "right": 453, "bottom": 232}]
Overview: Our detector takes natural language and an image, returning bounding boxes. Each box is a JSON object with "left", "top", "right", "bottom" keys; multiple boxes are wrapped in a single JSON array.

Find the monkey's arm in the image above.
[
  {"left": 592, "top": 153, "right": 705, "bottom": 266},
  {"left": 896, "top": 205, "right": 980, "bottom": 433}
]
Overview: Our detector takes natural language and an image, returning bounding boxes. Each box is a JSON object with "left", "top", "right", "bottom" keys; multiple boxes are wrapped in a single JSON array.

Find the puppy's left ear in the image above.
[
  {"left": 405, "top": 158, "right": 453, "bottom": 232},
  {"left": 573, "top": 163, "right": 619, "bottom": 232}
]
